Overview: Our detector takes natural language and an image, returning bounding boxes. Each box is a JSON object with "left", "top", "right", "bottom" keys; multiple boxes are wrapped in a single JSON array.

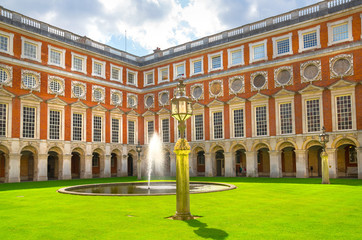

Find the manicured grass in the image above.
[{"left": 0, "top": 177, "right": 361, "bottom": 240}]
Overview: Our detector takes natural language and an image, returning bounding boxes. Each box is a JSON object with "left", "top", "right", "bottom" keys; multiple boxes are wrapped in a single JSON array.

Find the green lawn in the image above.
[{"left": 0, "top": 177, "right": 361, "bottom": 240}]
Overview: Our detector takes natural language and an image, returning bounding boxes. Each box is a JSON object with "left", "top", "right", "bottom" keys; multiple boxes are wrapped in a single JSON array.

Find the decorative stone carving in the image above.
[
  {"left": 71, "top": 81, "right": 87, "bottom": 100},
  {"left": 229, "top": 76, "right": 245, "bottom": 95},
  {"left": 127, "top": 93, "right": 138, "bottom": 109},
  {"left": 191, "top": 83, "right": 204, "bottom": 101},
  {"left": 21, "top": 69, "right": 41, "bottom": 92},
  {"left": 300, "top": 60, "right": 321, "bottom": 83},
  {"left": 274, "top": 66, "right": 293, "bottom": 88},
  {"left": 158, "top": 90, "right": 169, "bottom": 106},
  {"left": 329, "top": 54, "right": 353, "bottom": 78},
  {"left": 251, "top": 71, "right": 268, "bottom": 92},
  {"left": 0, "top": 64, "right": 13, "bottom": 87},
  {"left": 92, "top": 85, "right": 105, "bottom": 103},
  {"left": 144, "top": 93, "right": 154, "bottom": 109},
  {"left": 209, "top": 79, "right": 223, "bottom": 98},
  {"left": 110, "top": 89, "right": 122, "bottom": 106},
  {"left": 48, "top": 76, "right": 65, "bottom": 96}
]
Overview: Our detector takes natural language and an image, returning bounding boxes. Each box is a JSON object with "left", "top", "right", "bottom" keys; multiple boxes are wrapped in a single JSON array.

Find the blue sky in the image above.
[{"left": 1, "top": 0, "right": 321, "bottom": 56}]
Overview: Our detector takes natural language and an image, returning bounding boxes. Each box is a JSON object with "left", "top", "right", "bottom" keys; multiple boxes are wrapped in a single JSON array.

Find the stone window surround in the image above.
[
  {"left": 21, "top": 69, "right": 41, "bottom": 92},
  {"left": 71, "top": 108, "right": 87, "bottom": 142},
  {"left": 249, "top": 39, "right": 267, "bottom": 63},
  {"left": 110, "top": 112, "right": 122, "bottom": 144},
  {"left": 251, "top": 100, "right": 269, "bottom": 137},
  {"left": 158, "top": 65, "right": 170, "bottom": 83},
  {"left": 275, "top": 96, "right": 295, "bottom": 136},
  {"left": 91, "top": 58, "right": 106, "bottom": 79},
  {"left": 209, "top": 106, "right": 224, "bottom": 140},
  {"left": 144, "top": 69, "right": 155, "bottom": 86},
  {"left": 144, "top": 116, "right": 155, "bottom": 145},
  {"left": 20, "top": 100, "right": 41, "bottom": 139},
  {"left": 92, "top": 111, "right": 105, "bottom": 143},
  {"left": 47, "top": 45, "right": 66, "bottom": 68},
  {"left": 92, "top": 85, "right": 106, "bottom": 103},
  {"left": 301, "top": 92, "right": 323, "bottom": 134},
  {"left": 0, "top": 63, "right": 13, "bottom": 87},
  {"left": 159, "top": 115, "right": 170, "bottom": 143},
  {"left": 110, "top": 64, "right": 123, "bottom": 82},
  {"left": 71, "top": 52, "right": 87, "bottom": 74},
  {"left": 298, "top": 25, "right": 321, "bottom": 53},
  {"left": 274, "top": 66, "right": 293, "bottom": 88},
  {"left": 208, "top": 50, "right": 223, "bottom": 72},
  {"left": 0, "top": 30, "right": 14, "bottom": 56},
  {"left": 158, "top": 90, "right": 170, "bottom": 107},
  {"left": 110, "top": 89, "right": 123, "bottom": 106},
  {"left": 144, "top": 93, "right": 155, "bottom": 109},
  {"left": 191, "top": 109, "right": 205, "bottom": 141},
  {"left": 71, "top": 81, "right": 87, "bottom": 100},
  {"left": 126, "top": 69, "right": 138, "bottom": 87},
  {"left": 189, "top": 56, "right": 204, "bottom": 76},
  {"left": 330, "top": 87, "right": 356, "bottom": 132},
  {"left": 327, "top": 16, "right": 353, "bottom": 46},
  {"left": 173, "top": 61, "right": 186, "bottom": 80},
  {"left": 47, "top": 104, "right": 65, "bottom": 140},
  {"left": 0, "top": 94, "right": 13, "bottom": 138},
  {"left": 48, "top": 75, "right": 65, "bottom": 96},
  {"left": 127, "top": 93, "right": 138, "bottom": 109},
  {"left": 229, "top": 103, "right": 246, "bottom": 139},
  {"left": 21, "top": 36, "right": 42, "bottom": 62},
  {"left": 227, "top": 45, "right": 244, "bottom": 68},
  {"left": 272, "top": 33, "right": 293, "bottom": 59},
  {"left": 127, "top": 116, "right": 138, "bottom": 145}
]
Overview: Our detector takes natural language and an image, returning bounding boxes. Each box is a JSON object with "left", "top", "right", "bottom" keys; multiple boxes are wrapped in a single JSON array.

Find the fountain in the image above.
[{"left": 146, "top": 133, "right": 165, "bottom": 189}]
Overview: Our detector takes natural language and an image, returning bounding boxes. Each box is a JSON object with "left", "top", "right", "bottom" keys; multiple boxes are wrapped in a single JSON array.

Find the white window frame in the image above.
[
  {"left": 230, "top": 103, "right": 246, "bottom": 139},
  {"left": 71, "top": 108, "right": 87, "bottom": 142},
  {"left": 298, "top": 26, "right": 321, "bottom": 53},
  {"left": 158, "top": 66, "right": 169, "bottom": 83},
  {"left": 71, "top": 52, "right": 87, "bottom": 74},
  {"left": 0, "top": 95, "right": 12, "bottom": 138},
  {"left": 190, "top": 56, "right": 204, "bottom": 76},
  {"left": 110, "top": 113, "right": 122, "bottom": 144},
  {"left": 327, "top": 17, "right": 353, "bottom": 46},
  {"left": 251, "top": 101, "right": 269, "bottom": 137},
  {"left": 249, "top": 39, "right": 267, "bottom": 63},
  {"left": 20, "top": 100, "right": 40, "bottom": 139},
  {"left": 208, "top": 51, "right": 223, "bottom": 72},
  {"left": 144, "top": 69, "right": 155, "bottom": 86},
  {"left": 191, "top": 109, "right": 204, "bottom": 141},
  {"left": 0, "top": 30, "right": 14, "bottom": 56},
  {"left": 173, "top": 61, "right": 186, "bottom": 80},
  {"left": 47, "top": 45, "right": 65, "bottom": 68},
  {"left": 126, "top": 69, "right": 138, "bottom": 86},
  {"left": 330, "top": 89, "right": 356, "bottom": 132},
  {"left": 91, "top": 59, "right": 106, "bottom": 79},
  {"left": 47, "top": 105, "right": 65, "bottom": 140},
  {"left": 275, "top": 96, "right": 295, "bottom": 136},
  {"left": 210, "top": 106, "right": 224, "bottom": 140},
  {"left": 227, "top": 46, "right": 244, "bottom": 68},
  {"left": 127, "top": 116, "right": 138, "bottom": 144},
  {"left": 110, "top": 64, "right": 123, "bottom": 82},
  {"left": 272, "top": 33, "right": 293, "bottom": 58},
  {"left": 21, "top": 37, "right": 42, "bottom": 62},
  {"left": 92, "top": 112, "right": 105, "bottom": 142},
  {"left": 159, "top": 116, "right": 170, "bottom": 143},
  {"left": 144, "top": 116, "right": 155, "bottom": 144},
  {"left": 301, "top": 94, "right": 323, "bottom": 134}
]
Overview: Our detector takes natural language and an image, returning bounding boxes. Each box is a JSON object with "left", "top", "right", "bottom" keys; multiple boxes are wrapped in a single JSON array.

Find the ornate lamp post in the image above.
[
  {"left": 171, "top": 75, "right": 194, "bottom": 220},
  {"left": 136, "top": 141, "right": 142, "bottom": 180},
  {"left": 319, "top": 126, "right": 330, "bottom": 184}
]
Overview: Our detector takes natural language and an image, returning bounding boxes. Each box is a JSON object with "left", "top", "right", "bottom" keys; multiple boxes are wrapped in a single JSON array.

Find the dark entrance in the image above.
[
  {"left": 197, "top": 151, "right": 205, "bottom": 175},
  {"left": 20, "top": 150, "right": 34, "bottom": 181},
  {"left": 215, "top": 150, "right": 224, "bottom": 176},
  {"left": 111, "top": 153, "right": 117, "bottom": 176},
  {"left": 47, "top": 151, "right": 58, "bottom": 180},
  {"left": 71, "top": 152, "right": 81, "bottom": 179},
  {"left": 0, "top": 151, "right": 5, "bottom": 182},
  {"left": 128, "top": 154, "right": 133, "bottom": 176}
]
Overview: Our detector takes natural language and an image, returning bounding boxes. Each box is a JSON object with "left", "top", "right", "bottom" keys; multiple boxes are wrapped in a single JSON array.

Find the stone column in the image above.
[
  {"left": 121, "top": 154, "right": 128, "bottom": 177},
  {"left": 326, "top": 148, "right": 337, "bottom": 179},
  {"left": 321, "top": 151, "right": 330, "bottom": 184},
  {"left": 357, "top": 147, "right": 362, "bottom": 180},
  {"left": 7, "top": 153, "right": 20, "bottom": 183},
  {"left": 245, "top": 151, "right": 257, "bottom": 177},
  {"left": 269, "top": 150, "right": 282, "bottom": 178},
  {"left": 84, "top": 154, "right": 93, "bottom": 178},
  {"left": 103, "top": 154, "right": 111, "bottom": 178},
  {"left": 36, "top": 153, "right": 48, "bottom": 181},
  {"left": 170, "top": 152, "right": 176, "bottom": 177},
  {"left": 204, "top": 152, "right": 213, "bottom": 177},
  {"left": 295, "top": 149, "right": 308, "bottom": 178},
  {"left": 62, "top": 153, "right": 72, "bottom": 180},
  {"left": 224, "top": 151, "right": 235, "bottom": 177}
]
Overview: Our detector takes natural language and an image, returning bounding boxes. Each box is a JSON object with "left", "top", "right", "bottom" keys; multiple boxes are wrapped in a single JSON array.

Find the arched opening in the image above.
[
  {"left": 337, "top": 144, "right": 357, "bottom": 178},
  {"left": 197, "top": 151, "right": 205, "bottom": 176},
  {"left": 128, "top": 153, "right": 134, "bottom": 176},
  {"left": 257, "top": 148, "right": 270, "bottom": 177},
  {"left": 164, "top": 151, "right": 171, "bottom": 176},
  {"left": 47, "top": 151, "right": 59, "bottom": 180},
  {"left": 111, "top": 153, "right": 118, "bottom": 177},
  {"left": 235, "top": 149, "right": 246, "bottom": 176},
  {"left": 0, "top": 150, "right": 5, "bottom": 182},
  {"left": 281, "top": 147, "right": 296, "bottom": 177},
  {"left": 308, "top": 145, "right": 323, "bottom": 177},
  {"left": 215, "top": 150, "right": 224, "bottom": 177},
  {"left": 71, "top": 152, "right": 81, "bottom": 179},
  {"left": 20, "top": 150, "right": 35, "bottom": 181},
  {"left": 92, "top": 152, "right": 100, "bottom": 178}
]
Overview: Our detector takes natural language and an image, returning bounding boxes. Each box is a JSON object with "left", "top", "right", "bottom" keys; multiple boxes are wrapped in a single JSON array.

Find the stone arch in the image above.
[
  {"left": 48, "top": 146, "right": 63, "bottom": 180},
  {"left": 71, "top": 147, "right": 85, "bottom": 179},
  {"left": 92, "top": 148, "right": 105, "bottom": 178},
  {"left": 209, "top": 145, "right": 225, "bottom": 177},
  {"left": 230, "top": 143, "right": 247, "bottom": 176},
  {"left": 252, "top": 142, "right": 271, "bottom": 152},
  {"left": 276, "top": 141, "right": 297, "bottom": 151},
  {"left": 0, "top": 144, "right": 9, "bottom": 183},
  {"left": 210, "top": 144, "right": 224, "bottom": 153},
  {"left": 332, "top": 136, "right": 359, "bottom": 149},
  {"left": 127, "top": 150, "right": 137, "bottom": 176},
  {"left": 229, "top": 142, "right": 247, "bottom": 152},
  {"left": 191, "top": 144, "right": 206, "bottom": 153},
  {"left": 20, "top": 145, "right": 38, "bottom": 181},
  {"left": 334, "top": 137, "right": 358, "bottom": 178},
  {"left": 191, "top": 145, "right": 206, "bottom": 176},
  {"left": 111, "top": 149, "right": 122, "bottom": 177},
  {"left": 276, "top": 142, "right": 297, "bottom": 177},
  {"left": 305, "top": 142, "right": 323, "bottom": 177},
  {"left": 303, "top": 139, "right": 322, "bottom": 150}
]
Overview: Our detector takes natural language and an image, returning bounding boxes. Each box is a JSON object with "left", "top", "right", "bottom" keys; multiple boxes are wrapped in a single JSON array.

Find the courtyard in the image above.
[{"left": 0, "top": 177, "right": 361, "bottom": 240}]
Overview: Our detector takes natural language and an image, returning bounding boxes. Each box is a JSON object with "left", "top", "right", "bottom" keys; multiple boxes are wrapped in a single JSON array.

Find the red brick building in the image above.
[{"left": 0, "top": 0, "right": 361, "bottom": 182}]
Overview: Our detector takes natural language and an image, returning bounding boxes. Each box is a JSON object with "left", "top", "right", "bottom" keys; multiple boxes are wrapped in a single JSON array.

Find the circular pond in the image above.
[{"left": 58, "top": 181, "right": 236, "bottom": 196}]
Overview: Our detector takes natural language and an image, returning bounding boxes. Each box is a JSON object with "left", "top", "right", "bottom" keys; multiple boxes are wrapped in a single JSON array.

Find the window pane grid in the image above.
[
  {"left": 306, "top": 99, "right": 320, "bottom": 132},
  {"left": 128, "top": 121, "right": 135, "bottom": 144},
  {"left": 146, "top": 73, "right": 153, "bottom": 84},
  {"left": 277, "top": 38, "right": 290, "bottom": 55},
  {"left": 256, "top": 106, "right": 267, "bottom": 136},
  {"left": 176, "top": 65, "right": 184, "bottom": 77},
  {"left": 213, "top": 112, "right": 223, "bottom": 139},
  {"left": 233, "top": 109, "right": 244, "bottom": 137},
  {"left": 336, "top": 95, "right": 352, "bottom": 130},
  {"left": 23, "top": 106, "right": 35, "bottom": 138},
  {"left": 50, "top": 50, "right": 61, "bottom": 65},
  {"left": 0, "top": 68, "right": 8, "bottom": 83},
  {"left": 49, "top": 110, "right": 60, "bottom": 140},
  {"left": 128, "top": 72, "right": 135, "bottom": 84},
  {"left": 147, "top": 121, "right": 154, "bottom": 142},
  {"left": 303, "top": 31, "right": 317, "bottom": 49},
  {"left": 254, "top": 45, "right": 265, "bottom": 60},
  {"left": 73, "top": 113, "right": 82, "bottom": 141},
  {"left": 111, "top": 68, "right": 120, "bottom": 80},
  {"left": 231, "top": 50, "right": 242, "bottom": 65},
  {"left": 280, "top": 103, "right": 293, "bottom": 134},
  {"left": 212, "top": 56, "right": 221, "bottom": 69},
  {"left": 0, "top": 35, "right": 9, "bottom": 51},
  {"left": 93, "top": 62, "right": 102, "bottom": 76},
  {"left": 333, "top": 23, "right": 348, "bottom": 42},
  {"left": 24, "top": 42, "right": 36, "bottom": 58},
  {"left": 162, "top": 119, "right": 169, "bottom": 143},
  {"left": 0, "top": 104, "right": 6, "bottom": 137},
  {"left": 195, "top": 114, "right": 203, "bottom": 140},
  {"left": 161, "top": 69, "right": 168, "bottom": 81},
  {"left": 112, "top": 118, "right": 119, "bottom": 143},
  {"left": 193, "top": 60, "right": 202, "bottom": 74},
  {"left": 73, "top": 57, "right": 83, "bottom": 71},
  {"left": 93, "top": 116, "right": 102, "bottom": 142}
]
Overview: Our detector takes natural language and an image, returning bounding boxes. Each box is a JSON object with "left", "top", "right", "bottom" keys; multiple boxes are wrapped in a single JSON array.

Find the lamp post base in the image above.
[{"left": 172, "top": 213, "right": 195, "bottom": 221}]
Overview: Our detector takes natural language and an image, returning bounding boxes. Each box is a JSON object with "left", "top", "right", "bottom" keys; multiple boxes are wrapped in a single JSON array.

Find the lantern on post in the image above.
[{"left": 319, "top": 126, "right": 329, "bottom": 151}]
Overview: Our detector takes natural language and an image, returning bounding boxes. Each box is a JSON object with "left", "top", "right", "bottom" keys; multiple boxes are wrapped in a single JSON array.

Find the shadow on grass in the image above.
[{"left": 187, "top": 219, "right": 228, "bottom": 240}]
